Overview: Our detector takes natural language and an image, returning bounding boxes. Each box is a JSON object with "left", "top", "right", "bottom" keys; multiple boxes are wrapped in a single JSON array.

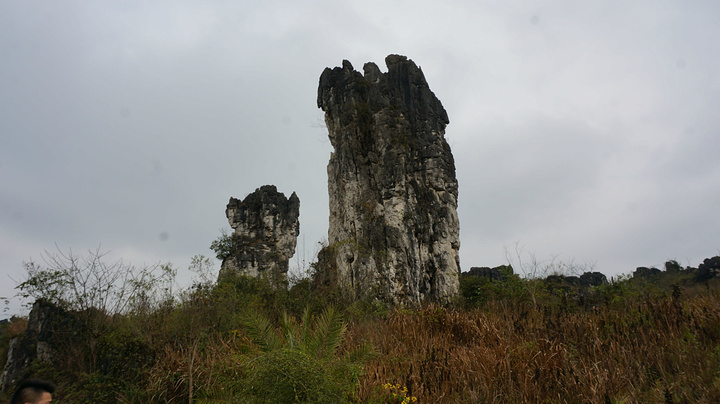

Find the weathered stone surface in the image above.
[
  {"left": 633, "top": 266, "right": 662, "bottom": 278},
  {"left": 579, "top": 272, "right": 608, "bottom": 287},
  {"left": 696, "top": 256, "right": 720, "bottom": 282},
  {"left": 464, "top": 266, "right": 513, "bottom": 282},
  {"left": 316, "top": 55, "right": 460, "bottom": 305},
  {"left": 546, "top": 274, "right": 581, "bottom": 286},
  {"left": 664, "top": 260, "right": 682, "bottom": 273},
  {"left": 219, "top": 185, "right": 300, "bottom": 286},
  {"left": 0, "top": 300, "right": 73, "bottom": 392}
]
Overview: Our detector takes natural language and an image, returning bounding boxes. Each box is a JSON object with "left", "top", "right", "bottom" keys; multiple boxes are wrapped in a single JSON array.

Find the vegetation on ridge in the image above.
[{"left": 1, "top": 245, "right": 720, "bottom": 403}]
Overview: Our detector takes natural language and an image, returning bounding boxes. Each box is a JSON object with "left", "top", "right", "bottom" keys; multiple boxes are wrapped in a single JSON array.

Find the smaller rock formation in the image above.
[
  {"left": 579, "top": 272, "right": 608, "bottom": 287},
  {"left": 463, "top": 266, "right": 514, "bottom": 282},
  {"left": 545, "top": 274, "right": 581, "bottom": 286},
  {"left": 633, "top": 267, "right": 662, "bottom": 278},
  {"left": 696, "top": 256, "right": 720, "bottom": 282},
  {"left": 218, "top": 185, "right": 300, "bottom": 287},
  {"left": 664, "top": 260, "right": 682, "bottom": 273},
  {"left": 0, "top": 300, "right": 74, "bottom": 392}
]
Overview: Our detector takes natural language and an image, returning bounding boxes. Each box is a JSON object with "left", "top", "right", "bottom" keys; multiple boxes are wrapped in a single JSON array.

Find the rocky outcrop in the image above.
[
  {"left": 546, "top": 274, "right": 581, "bottom": 287},
  {"left": 463, "top": 266, "right": 514, "bottom": 282},
  {"left": 633, "top": 267, "right": 662, "bottom": 278},
  {"left": 579, "top": 272, "right": 607, "bottom": 287},
  {"left": 696, "top": 256, "right": 720, "bottom": 282},
  {"left": 316, "top": 55, "right": 460, "bottom": 305},
  {"left": 0, "top": 300, "right": 74, "bottom": 392},
  {"left": 219, "top": 185, "right": 300, "bottom": 286},
  {"left": 665, "top": 260, "right": 682, "bottom": 273}
]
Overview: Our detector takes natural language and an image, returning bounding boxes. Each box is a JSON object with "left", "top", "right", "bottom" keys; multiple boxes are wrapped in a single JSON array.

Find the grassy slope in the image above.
[{"left": 2, "top": 271, "right": 720, "bottom": 403}]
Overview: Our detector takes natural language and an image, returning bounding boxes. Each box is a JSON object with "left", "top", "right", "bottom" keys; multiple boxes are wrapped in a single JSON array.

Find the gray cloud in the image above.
[{"left": 2, "top": 0, "right": 720, "bottom": 315}]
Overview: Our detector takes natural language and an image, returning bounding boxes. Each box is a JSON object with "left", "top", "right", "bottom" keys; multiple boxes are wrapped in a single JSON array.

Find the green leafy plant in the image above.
[
  {"left": 237, "top": 306, "right": 375, "bottom": 403},
  {"left": 210, "top": 229, "right": 235, "bottom": 261}
]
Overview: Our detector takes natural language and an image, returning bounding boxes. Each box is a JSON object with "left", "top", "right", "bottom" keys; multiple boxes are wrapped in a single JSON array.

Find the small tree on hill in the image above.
[
  {"left": 17, "top": 245, "right": 172, "bottom": 315},
  {"left": 15, "top": 245, "right": 173, "bottom": 373}
]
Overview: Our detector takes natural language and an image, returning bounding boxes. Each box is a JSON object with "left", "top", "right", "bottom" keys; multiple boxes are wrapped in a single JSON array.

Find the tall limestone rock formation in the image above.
[
  {"left": 316, "top": 55, "right": 460, "bottom": 305},
  {"left": 218, "top": 185, "right": 300, "bottom": 286}
]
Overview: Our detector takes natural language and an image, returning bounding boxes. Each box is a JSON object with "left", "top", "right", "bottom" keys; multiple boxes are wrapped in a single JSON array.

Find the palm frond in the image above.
[
  {"left": 311, "top": 306, "right": 347, "bottom": 360},
  {"left": 279, "top": 310, "right": 299, "bottom": 350},
  {"left": 241, "top": 309, "right": 283, "bottom": 352},
  {"left": 301, "top": 305, "right": 312, "bottom": 351}
]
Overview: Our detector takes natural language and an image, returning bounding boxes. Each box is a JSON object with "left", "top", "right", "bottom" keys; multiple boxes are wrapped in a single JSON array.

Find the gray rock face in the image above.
[
  {"left": 696, "top": 256, "right": 720, "bottom": 282},
  {"left": 219, "top": 185, "right": 300, "bottom": 286},
  {"left": 579, "top": 272, "right": 608, "bottom": 287},
  {"left": 464, "top": 266, "right": 514, "bottom": 282},
  {"left": 633, "top": 266, "right": 662, "bottom": 278},
  {"left": 316, "top": 55, "right": 460, "bottom": 305},
  {"left": 0, "top": 300, "right": 72, "bottom": 392}
]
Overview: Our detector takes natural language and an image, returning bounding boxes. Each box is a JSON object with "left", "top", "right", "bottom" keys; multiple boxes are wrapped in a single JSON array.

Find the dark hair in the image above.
[{"left": 10, "top": 379, "right": 55, "bottom": 404}]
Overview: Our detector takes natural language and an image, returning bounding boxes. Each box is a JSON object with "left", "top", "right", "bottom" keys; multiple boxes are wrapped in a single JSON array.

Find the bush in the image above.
[
  {"left": 460, "top": 268, "right": 531, "bottom": 308},
  {"left": 16, "top": 246, "right": 172, "bottom": 315},
  {"left": 242, "top": 348, "right": 345, "bottom": 403},
  {"left": 236, "top": 307, "right": 374, "bottom": 403}
]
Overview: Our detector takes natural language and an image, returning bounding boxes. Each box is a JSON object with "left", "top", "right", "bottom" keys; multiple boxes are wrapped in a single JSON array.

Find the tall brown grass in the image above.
[
  {"left": 5, "top": 270, "right": 720, "bottom": 403},
  {"left": 348, "top": 292, "right": 720, "bottom": 403}
]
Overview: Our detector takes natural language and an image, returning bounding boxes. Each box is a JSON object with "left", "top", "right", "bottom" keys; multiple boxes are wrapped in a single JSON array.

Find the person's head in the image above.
[{"left": 10, "top": 379, "right": 55, "bottom": 404}]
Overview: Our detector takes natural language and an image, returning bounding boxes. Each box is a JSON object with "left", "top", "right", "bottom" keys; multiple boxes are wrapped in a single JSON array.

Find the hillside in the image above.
[{"left": 1, "top": 252, "right": 720, "bottom": 402}]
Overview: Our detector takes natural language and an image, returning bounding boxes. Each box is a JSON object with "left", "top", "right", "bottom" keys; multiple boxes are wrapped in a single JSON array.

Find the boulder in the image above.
[{"left": 579, "top": 272, "right": 607, "bottom": 287}]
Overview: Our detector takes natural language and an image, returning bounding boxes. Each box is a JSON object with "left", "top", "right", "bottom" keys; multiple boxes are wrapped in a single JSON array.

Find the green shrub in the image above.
[
  {"left": 209, "top": 229, "right": 230, "bottom": 261},
  {"left": 242, "top": 348, "right": 346, "bottom": 403},
  {"left": 236, "top": 307, "right": 374, "bottom": 403},
  {"left": 460, "top": 270, "right": 532, "bottom": 308}
]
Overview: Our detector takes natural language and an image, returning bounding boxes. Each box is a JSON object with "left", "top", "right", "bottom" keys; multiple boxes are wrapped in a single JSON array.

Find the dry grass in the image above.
[
  {"left": 348, "top": 293, "right": 720, "bottom": 403},
  {"left": 142, "top": 335, "right": 248, "bottom": 402},
  {"left": 6, "top": 272, "right": 720, "bottom": 403}
]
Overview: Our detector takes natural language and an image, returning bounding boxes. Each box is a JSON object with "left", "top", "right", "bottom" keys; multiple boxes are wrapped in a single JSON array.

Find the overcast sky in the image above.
[{"left": 2, "top": 1, "right": 719, "bottom": 316}]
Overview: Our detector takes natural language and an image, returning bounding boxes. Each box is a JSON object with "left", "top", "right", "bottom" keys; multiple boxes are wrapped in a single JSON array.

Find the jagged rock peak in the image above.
[
  {"left": 219, "top": 185, "right": 300, "bottom": 287},
  {"left": 318, "top": 54, "right": 449, "bottom": 135},
  {"left": 316, "top": 55, "right": 460, "bottom": 306}
]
